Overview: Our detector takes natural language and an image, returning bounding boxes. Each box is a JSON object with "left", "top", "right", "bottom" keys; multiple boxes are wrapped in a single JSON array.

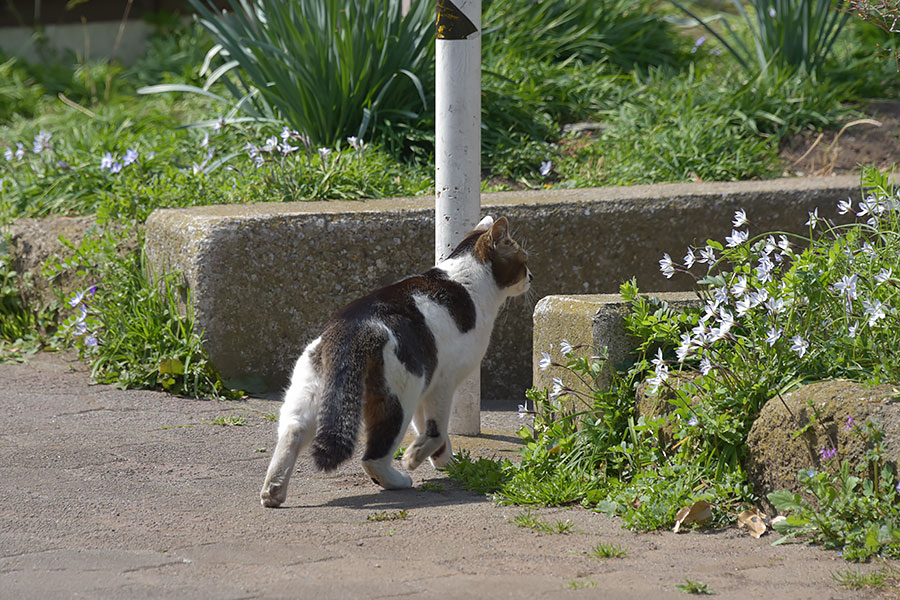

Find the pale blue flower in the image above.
[
  {"left": 732, "top": 208, "right": 748, "bottom": 228},
  {"left": 3, "top": 147, "right": 13, "bottom": 162},
  {"left": 875, "top": 268, "right": 892, "bottom": 284},
  {"left": 539, "top": 160, "right": 552, "bottom": 177},
  {"left": 14, "top": 143, "right": 25, "bottom": 160},
  {"left": 123, "top": 149, "right": 139, "bottom": 166},
  {"left": 684, "top": 247, "right": 696, "bottom": 269},
  {"left": 765, "top": 327, "right": 781, "bottom": 346},
  {"left": 690, "top": 36, "right": 706, "bottom": 54},
  {"left": 560, "top": 339, "right": 573, "bottom": 355},
  {"left": 32, "top": 130, "right": 51, "bottom": 154},
  {"left": 100, "top": 152, "right": 114, "bottom": 170},
  {"left": 837, "top": 198, "right": 853, "bottom": 215}
]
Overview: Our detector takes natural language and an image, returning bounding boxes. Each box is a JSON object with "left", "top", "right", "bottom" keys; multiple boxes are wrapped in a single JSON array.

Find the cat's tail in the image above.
[{"left": 310, "top": 333, "right": 373, "bottom": 471}]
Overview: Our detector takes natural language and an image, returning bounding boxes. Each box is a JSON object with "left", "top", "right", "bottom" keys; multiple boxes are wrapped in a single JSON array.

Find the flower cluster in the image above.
[
  {"left": 4, "top": 131, "right": 52, "bottom": 164},
  {"left": 67, "top": 285, "right": 100, "bottom": 348},
  {"left": 649, "top": 188, "right": 900, "bottom": 394},
  {"left": 242, "top": 125, "right": 364, "bottom": 171},
  {"left": 100, "top": 148, "right": 141, "bottom": 174}
]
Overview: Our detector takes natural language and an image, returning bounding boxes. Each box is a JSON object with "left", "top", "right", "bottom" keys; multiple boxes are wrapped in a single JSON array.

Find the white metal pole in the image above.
[{"left": 435, "top": 0, "right": 481, "bottom": 435}]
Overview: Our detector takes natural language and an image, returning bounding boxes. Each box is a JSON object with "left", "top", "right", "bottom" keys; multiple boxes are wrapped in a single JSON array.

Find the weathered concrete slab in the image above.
[
  {"left": 532, "top": 293, "right": 702, "bottom": 398},
  {"left": 144, "top": 175, "right": 861, "bottom": 404}
]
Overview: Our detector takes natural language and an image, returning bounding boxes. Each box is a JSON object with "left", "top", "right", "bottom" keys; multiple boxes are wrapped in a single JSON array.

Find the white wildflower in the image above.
[
  {"left": 732, "top": 208, "right": 748, "bottom": 228},
  {"left": 791, "top": 335, "right": 809, "bottom": 358},
  {"left": 726, "top": 229, "right": 749, "bottom": 247},
  {"left": 875, "top": 267, "right": 892, "bottom": 284},
  {"left": 659, "top": 253, "right": 676, "bottom": 279},
  {"left": 806, "top": 208, "right": 819, "bottom": 229},
  {"left": 832, "top": 274, "right": 859, "bottom": 302},
  {"left": 766, "top": 326, "right": 781, "bottom": 346},
  {"left": 538, "top": 351, "right": 552, "bottom": 371},
  {"left": 863, "top": 299, "right": 886, "bottom": 326},
  {"left": 731, "top": 275, "right": 749, "bottom": 297}
]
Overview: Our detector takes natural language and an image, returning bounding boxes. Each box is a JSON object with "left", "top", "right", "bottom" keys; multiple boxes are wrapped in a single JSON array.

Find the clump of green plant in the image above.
[
  {"left": 443, "top": 449, "right": 512, "bottom": 495},
  {"left": 669, "top": 0, "right": 851, "bottom": 77},
  {"left": 511, "top": 509, "right": 573, "bottom": 534},
  {"left": 454, "top": 168, "right": 900, "bottom": 543},
  {"left": 367, "top": 509, "right": 409, "bottom": 522},
  {"left": 769, "top": 420, "right": 900, "bottom": 561},
  {"left": 210, "top": 413, "right": 247, "bottom": 426},
  {"left": 590, "top": 541, "right": 628, "bottom": 559},
  {"left": 0, "top": 99, "right": 431, "bottom": 223},
  {"left": 676, "top": 579, "right": 715, "bottom": 595},
  {"left": 49, "top": 227, "right": 228, "bottom": 398},
  {"left": 180, "top": 0, "right": 433, "bottom": 146},
  {"left": 419, "top": 481, "right": 444, "bottom": 493},
  {"left": 832, "top": 565, "right": 899, "bottom": 590},
  {"left": 0, "top": 233, "right": 57, "bottom": 359}
]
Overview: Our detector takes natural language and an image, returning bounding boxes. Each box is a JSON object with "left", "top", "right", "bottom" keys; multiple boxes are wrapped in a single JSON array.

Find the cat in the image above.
[{"left": 260, "top": 215, "right": 531, "bottom": 507}]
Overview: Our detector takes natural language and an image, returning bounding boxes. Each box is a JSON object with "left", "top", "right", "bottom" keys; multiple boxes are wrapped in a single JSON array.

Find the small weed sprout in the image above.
[
  {"left": 419, "top": 482, "right": 444, "bottom": 493},
  {"left": 676, "top": 579, "right": 714, "bottom": 595},
  {"left": 591, "top": 542, "right": 628, "bottom": 559},
  {"left": 367, "top": 510, "right": 409, "bottom": 522},
  {"left": 210, "top": 414, "right": 246, "bottom": 427},
  {"left": 831, "top": 566, "right": 899, "bottom": 590}
]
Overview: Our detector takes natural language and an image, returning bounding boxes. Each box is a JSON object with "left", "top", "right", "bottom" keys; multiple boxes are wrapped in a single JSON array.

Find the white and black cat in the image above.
[{"left": 260, "top": 215, "right": 531, "bottom": 507}]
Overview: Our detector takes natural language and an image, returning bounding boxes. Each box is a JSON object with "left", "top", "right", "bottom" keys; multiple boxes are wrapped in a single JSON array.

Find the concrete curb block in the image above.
[
  {"left": 532, "top": 293, "right": 702, "bottom": 398},
  {"left": 144, "top": 175, "right": 860, "bottom": 404}
]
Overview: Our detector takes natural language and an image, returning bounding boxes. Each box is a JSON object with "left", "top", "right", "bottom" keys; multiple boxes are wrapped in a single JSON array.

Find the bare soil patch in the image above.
[{"left": 780, "top": 100, "right": 900, "bottom": 177}]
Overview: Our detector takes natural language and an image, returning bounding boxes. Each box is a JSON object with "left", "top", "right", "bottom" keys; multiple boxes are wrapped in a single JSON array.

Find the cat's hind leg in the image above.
[
  {"left": 360, "top": 392, "right": 414, "bottom": 490},
  {"left": 402, "top": 385, "right": 453, "bottom": 471},
  {"left": 260, "top": 341, "right": 321, "bottom": 507}
]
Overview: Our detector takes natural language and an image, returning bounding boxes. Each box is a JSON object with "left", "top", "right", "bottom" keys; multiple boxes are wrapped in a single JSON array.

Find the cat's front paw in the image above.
[{"left": 260, "top": 483, "right": 286, "bottom": 508}]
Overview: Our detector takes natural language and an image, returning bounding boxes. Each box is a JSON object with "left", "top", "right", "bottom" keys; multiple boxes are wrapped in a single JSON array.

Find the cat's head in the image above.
[{"left": 469, "top": 216, "right": 532, "bottom": 296}]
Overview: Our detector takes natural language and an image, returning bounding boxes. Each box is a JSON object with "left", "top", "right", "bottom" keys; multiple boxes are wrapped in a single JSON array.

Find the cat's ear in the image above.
[
  {"left": 474, "top": 215, "right": 494, "bottom": 231},
  {"left": 487, "top": 216, "right": 509, "bottom": 246}
]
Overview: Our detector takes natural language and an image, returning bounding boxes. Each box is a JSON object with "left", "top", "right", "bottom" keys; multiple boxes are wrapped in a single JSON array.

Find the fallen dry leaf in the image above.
[
  {"left": 673, "top": 500, "right": 712, "bottom": 533},
  {"left": 737, "top": 509, "right": 768, "bottom": 538}
]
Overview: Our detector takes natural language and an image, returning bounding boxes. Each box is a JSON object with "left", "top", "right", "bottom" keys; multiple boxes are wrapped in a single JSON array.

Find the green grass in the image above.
[
  {"left": 511, "top": 509, "right": 574, "bottom": 534},
  {"left": 367, "top": 510, "right": 409, "bottom": 522},
  {"left": 831, "top": 566, "right": 899, "bottom": 590},
  {"left": 676, "top": 579, "right": 715, "bottom": 595},
  {"left": 591, "top": 541, "right": 628, "bottom": 559},
  {"left": 210, "top": 414, "right": 246, "bottom": 426},
  {"left": 419, "top": 481, "right": 444, "bottom": 493}
]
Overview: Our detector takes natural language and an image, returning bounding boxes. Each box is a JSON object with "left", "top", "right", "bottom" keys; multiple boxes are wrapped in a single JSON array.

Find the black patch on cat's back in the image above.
[{"left": 326, "top": 268, "right": 475, "bottom": 385}]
